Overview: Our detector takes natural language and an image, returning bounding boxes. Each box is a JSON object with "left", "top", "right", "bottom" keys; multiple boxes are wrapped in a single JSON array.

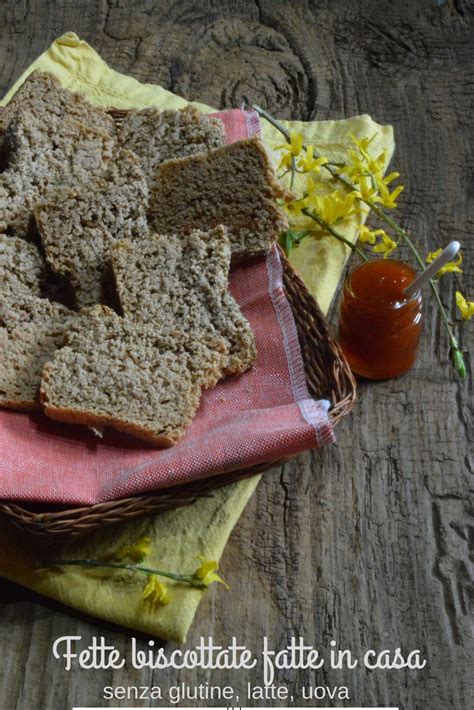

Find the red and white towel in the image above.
[{"left": 0, "top": 109, "right": 334, "bottom": 505}]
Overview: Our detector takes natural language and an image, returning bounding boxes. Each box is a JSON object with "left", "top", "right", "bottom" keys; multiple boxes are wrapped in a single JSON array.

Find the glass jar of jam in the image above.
[{"left": 338, "top": 259, "right": 423, "bottom": 379}]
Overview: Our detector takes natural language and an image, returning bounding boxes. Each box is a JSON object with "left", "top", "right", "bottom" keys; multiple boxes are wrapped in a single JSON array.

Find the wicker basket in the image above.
[{"left": 0, "top": 250, "right": 355, "bottom": 539}]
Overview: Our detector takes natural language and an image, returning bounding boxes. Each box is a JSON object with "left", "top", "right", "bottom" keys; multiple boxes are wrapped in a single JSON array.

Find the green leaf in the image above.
[
  {"left": 450, "top": 346, "right": 467, "bottom": 380},
  {"left": 279, "top": 229, "right": 310, "bottom": 256}
]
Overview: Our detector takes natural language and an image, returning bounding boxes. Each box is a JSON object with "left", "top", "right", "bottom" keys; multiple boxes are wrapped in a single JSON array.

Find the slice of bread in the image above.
[
  {"left": 0, "top": 110, "right": 115, "bottom": 236},
  {"left": 0, "top": 234, "right": 44, "bottom": 295},
  {"left": 40, "top": 305, "right": 228, "bottom": 446},
  {"left": 35, "top": 148, "right": 149, "bottom": 308},
  {"left": 111, "top": 227, "right": 257, "bottom": 376},
  {"left": 118, "top": 105, "right": 225, "bottom": 188},
  {"left": 0, "top": 70, "right": 115, "bottom": 144},
  {"left": 148, "top": 137, "right": 290, "bottom": 258},
  {"left": 0, "top": 290, "right": 75, "bottom": 410}
]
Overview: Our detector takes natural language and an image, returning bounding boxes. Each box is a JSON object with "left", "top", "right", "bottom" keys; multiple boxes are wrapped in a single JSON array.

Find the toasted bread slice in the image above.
[
  {"left": 0, "top": 70, "right": 115, "bottom": 143},
  {"left": 118, "top": 105, "right": 225, "bottom": 189},
  {"left": 0, "top": 110, "right": 116, "bottom": 236},
  {"left": 40, "top": 305, "right": 228, "bottom": 446},
  {"left": 112, "top": 227, "right": 257, "bottom": 375},
  {"left": 0, "top": 290, "right": 74, "bottom": 410},
  {"left": 36, "top": 148, "right": 149, "bottom": 307},
  {"left": 148, "top": 137, "right": 289, "bottom": 258},
  {"left": 0, "top": 234, "right": 44, "bottom": 296}
]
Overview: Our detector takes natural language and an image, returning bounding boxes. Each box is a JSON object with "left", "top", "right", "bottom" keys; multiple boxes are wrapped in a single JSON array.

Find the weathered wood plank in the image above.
[{"left": 0, "top": 1, "right": 472, "bottom": 708}]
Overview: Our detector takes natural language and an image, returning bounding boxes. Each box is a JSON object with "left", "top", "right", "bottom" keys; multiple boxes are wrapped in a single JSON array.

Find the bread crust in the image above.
[
  {"left": 41, "top": 400, "right": 177, "bottom": 447},
  {"left": 0, "top": 398, "right": 39, "bottom": 411}
]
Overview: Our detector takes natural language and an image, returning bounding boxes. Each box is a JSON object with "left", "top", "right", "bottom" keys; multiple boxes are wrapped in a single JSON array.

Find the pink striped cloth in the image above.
[{"left": 0, "top": 108, "right": 334, "bottom": 506}]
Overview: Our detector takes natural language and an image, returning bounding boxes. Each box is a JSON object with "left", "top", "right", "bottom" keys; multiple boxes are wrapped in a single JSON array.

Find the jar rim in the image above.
[{"left": 346, "top": 260, "right": 421, "bottom": 310}]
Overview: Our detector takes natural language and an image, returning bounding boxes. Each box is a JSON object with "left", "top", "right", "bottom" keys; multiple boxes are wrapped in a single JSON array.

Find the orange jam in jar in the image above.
[{"left": 338, "top": 259, "right": 423, "bottom": 379}]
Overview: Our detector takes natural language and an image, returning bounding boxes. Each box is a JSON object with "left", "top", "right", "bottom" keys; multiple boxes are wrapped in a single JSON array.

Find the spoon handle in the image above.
[{"left": 404, "top": 241, "right": 460, "bottom": 298}]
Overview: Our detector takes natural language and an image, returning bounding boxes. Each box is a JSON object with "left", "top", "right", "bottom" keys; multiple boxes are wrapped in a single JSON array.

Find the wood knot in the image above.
[{"left": 171, "top": 18, "right": 313, "bottom": 119}]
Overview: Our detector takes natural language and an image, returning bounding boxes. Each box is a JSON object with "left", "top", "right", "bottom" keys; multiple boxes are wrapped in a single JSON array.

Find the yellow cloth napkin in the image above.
[{"left": 0, "top": 33, "right": 394, "bottom": 642}]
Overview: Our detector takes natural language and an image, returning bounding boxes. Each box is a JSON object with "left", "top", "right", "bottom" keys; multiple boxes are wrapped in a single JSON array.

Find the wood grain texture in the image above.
[{"left": 0, "top": 1, "right": 472, "bottom": 709}]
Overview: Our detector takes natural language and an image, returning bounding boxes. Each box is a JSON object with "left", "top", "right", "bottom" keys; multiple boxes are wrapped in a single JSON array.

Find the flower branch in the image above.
[
  {"left": 40, "top": 558, "right": 210, "bottom": 587},
  {"left": 302, "top": 208, "right": 368, "bottom": 261},
  {"left": 40, "top": 536, "right": 228, "bottom": 609},
  {"left": 252, "top": 103, "right": 471, "bottom": 378}
]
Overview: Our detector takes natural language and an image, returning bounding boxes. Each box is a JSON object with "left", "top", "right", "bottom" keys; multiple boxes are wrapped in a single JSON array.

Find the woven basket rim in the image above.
[
  {"left": 0, "top": 249, "right": 356, "bottom": 538},
  {"left": 1, "top": 105, "right": 356, "bottom": 537}
]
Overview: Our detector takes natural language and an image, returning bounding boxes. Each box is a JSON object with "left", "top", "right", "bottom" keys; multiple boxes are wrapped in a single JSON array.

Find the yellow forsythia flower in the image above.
[
  {"left": 284, "top": 195, "right": 309, "bottom": 216},
  {"left": 350, "top": 132, "right": 376, "bottom": 159},
  {"left": 276, "top": 130, "right": 304, "bottom": 169},
  {"left": 352, "top": 175, "right": 378, "bottom": 202},
  {"left": 345, "top": 135, "right": 384, "bottom": 175},
  {"left": 115, "top": 536, "right": 151, "bottom": 564},
  {"left": 283, "top": 175, "right": 321, "bottom": 215},
  {"left": 381, "top": 171, "right": 400, "bottom": 186},
  {"left": 367, "top": 150, "right": 388, "bottom": 176},
  {"left": 374, "top": 176, "right": 404, "bottom": 208},
  {"left": 194, "top": 556, "right": 229, "bottom": 589},
  {"left": 349, "top": 134, "right": 387, "bottom": 174},
  {"left": 341, "top": 149, "right": 367, "bottom": 180},
  {"left": 297, "top": 145, "right": 328, "bottom": 173},
  {"left": 288, "top": 130, "right": 304, "bottom": 155},
  {"left": 308, "top": 190, "right": 357, "bottom": 225},
  {"left": 427, "top": 249, "right": 463, "bottom": 276},
  {"left": 345, "top": 133, "right": 403, "bottom": 208},
  {"left": 305, "top": 174, "right": 321, "bottom": 194},
  {"left": 142, "top": 575, "right": 171, "bottom": 607},
  {"left": 358, "top": 225, "right": 387, "bottom": 245},
  {"left": 455, "top": 291, "right": 474, "bottom": 321},
  {"left": 372, "top": 231, "right": 398, "bottom": 258}
]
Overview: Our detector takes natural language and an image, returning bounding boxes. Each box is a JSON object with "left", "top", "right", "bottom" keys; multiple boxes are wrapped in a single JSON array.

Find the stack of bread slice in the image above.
[{"left": 0, "top": 71, "right": 289, "bottom": 446}]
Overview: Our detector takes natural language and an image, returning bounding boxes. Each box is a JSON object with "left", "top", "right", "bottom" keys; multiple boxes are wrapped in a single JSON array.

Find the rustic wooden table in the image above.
[{"left": 0, "top": 2, "right": 472, "bottom": 709}]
